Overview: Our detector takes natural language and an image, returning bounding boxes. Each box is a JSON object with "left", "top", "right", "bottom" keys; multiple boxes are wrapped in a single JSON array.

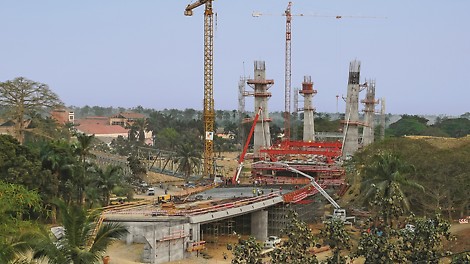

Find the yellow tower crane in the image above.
[{"left": 185, "top": 0, "right": 215, "bottom": 178}]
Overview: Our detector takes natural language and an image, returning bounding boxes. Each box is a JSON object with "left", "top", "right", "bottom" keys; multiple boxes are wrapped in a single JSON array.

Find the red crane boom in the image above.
[{"left": 232, "top": 107, "right": 262, "bottom": 184}]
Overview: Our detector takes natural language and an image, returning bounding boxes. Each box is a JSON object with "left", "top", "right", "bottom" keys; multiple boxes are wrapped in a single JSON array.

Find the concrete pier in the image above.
[{"left": 251, "top": 210, "right": 268, "bottom": 241}]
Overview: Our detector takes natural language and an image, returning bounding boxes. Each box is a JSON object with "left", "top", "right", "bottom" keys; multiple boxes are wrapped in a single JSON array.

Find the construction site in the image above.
[{"left": 97, "top": 1, "right": 388, "bottom": 263}]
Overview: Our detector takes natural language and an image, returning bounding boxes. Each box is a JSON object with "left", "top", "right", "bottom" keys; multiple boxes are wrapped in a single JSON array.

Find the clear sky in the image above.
[{"left": 1, "top": 1, "right": 468, "bottom": 116}]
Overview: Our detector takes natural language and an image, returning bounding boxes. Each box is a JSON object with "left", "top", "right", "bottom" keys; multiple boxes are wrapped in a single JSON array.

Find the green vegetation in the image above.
[
  {"left": 175, "top": 142, "right": 203, "bottom": 180},
  {"left": 29, "top": 201, "right": 127, "bottom": 264},
  {"left": 270, "top": 211, "right": 319, "bottom": 264},
  {"left": 229, "top": 236, "right": 263, "bottom": 264},
  {"left": 386, "top": 114, "right": 470, "bottom": 137},
  {"left": 0, "top": 181, "right": 41, "bottom": 263},
  {"left": 352, "top": 137, "right": 469, "bottom": 218},
  {"left": 319, "top": 218, "right": 351, "bottom": 264},
  {"left": 359, "top": 151, "right": 424, "bottom": 226}
]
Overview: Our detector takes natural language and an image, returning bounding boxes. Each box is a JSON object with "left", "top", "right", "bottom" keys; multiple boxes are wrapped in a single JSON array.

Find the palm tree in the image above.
[
  {"left": 40, "top": 140, "right": 78, "bottom": 217},
  {"left": 92, "top": 165, "right": 123, "bottom": 206},
  {"left": 30, "top": 200, "right": 128, "bottom": 264},
  {"left": 175, "top": 143, "right": 202, "bottom": 180},
  {"left": 0, "top": 236, "right": 32, "bottom": 264},
  {"left": 360, "top": 151, "right": 424, "bottom": 225},
  {"left": 74, "top": 133, "right": 95, "bottom": 165},
  {"left": 74, "top": 133, "right": 96, "bottom": 205}
]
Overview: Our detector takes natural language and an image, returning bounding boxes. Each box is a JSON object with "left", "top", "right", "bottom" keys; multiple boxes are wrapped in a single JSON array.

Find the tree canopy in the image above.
[{"left": 0, "top": 77, "right": 63, "bottom": 143}]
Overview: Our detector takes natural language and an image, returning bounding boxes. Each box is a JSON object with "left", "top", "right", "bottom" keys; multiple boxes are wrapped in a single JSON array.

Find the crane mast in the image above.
[
  {"left": 284, "top": 2, "right": 292, "bottom": 141},
  {"left": 185, "top": 0, "right": 215, "bottom": 178}
]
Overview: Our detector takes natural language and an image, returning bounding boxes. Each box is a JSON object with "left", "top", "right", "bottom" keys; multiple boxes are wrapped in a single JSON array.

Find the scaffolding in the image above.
[{"left": 267, "top": 200, "right": 324, "bottom": 235}]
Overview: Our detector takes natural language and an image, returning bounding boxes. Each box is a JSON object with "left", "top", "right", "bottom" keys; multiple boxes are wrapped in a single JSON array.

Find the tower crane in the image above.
[
  {"left": 253, "top": 2, "right": 294, "bottom": 142},
  {"left": 284, "top": 2, "right": 293, "bottom": 142},
  {"left": 185, "top": 0, "right": 215, "bottom": 178},
  {"left": 253, "top": 5, "right": 385, "bottom": 142}
]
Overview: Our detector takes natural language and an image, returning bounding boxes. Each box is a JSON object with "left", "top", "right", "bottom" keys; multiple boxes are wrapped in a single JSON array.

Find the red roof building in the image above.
[
  {"left": 75, "top": 116, "right": 129, "bottom": 144},
  {"left": 109, "top": 112, "right": 145, "bottom": 127},
  {"left": 51, "top": 108, "right": 75, "bottom": 125}
]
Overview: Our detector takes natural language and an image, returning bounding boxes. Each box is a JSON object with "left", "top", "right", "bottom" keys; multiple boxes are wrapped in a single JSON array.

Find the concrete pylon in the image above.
[
  {"left": 380, "top": 97, "right": 386, "bottom": 140},
  {"left": 361, "top": 79, "right": 376, "bottom": 146},
  {"left": 342, "top": 60, "right": 361, "bottom": 158},
  {"left": 299, "top": 75, "right": 317, "bottom": 142},
  {"left": 247, "top": 61, "right": 273, "bottom": 158}
]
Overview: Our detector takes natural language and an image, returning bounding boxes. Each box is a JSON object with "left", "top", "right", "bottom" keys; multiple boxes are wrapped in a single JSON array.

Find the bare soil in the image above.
[
  {"left": 144, "top": 171, "right": 184, "bottom": 184},
  {"left": 105, "top": 222, "right": 470, "bottom": 264}
]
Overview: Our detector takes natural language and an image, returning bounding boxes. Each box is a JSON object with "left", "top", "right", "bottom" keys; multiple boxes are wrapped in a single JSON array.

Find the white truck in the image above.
[{"left": 264, "top": 236, "right": 282, "bottom": 248}]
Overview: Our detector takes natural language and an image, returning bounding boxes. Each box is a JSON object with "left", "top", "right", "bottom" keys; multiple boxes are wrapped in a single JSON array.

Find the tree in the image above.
[
  {"left": 174, "top": 143, "right": 202, "bottom": 180},
  {"left": 230, "top": 236, "right": 262, "bottom": 264},
  {"left": 0, "top": 77, "right": 63, "bottom": 144},
  {"left": 0, "top": 235, "right": 34, "bottom": 264},
  {"left": 73, "top": 133, "right": 96, "bottom": 205},
  {"left": 127, "top": 155, "right": 146, "bottom": 181},
  {"left": 109, "top": 135, "right": 133, "bottom": 156},
  {"left": 386, "top": 115, "right": 429, "bottom": 137},
  {"left": 91, "top": 165, "right": 123, "bottom": 206},
  {"left": 353, "top": 225, "right": 402, "bottom": 263},
  {"left": 360, "top": 151, "right": 424, "bottom": 226},
  {"left": 129, "top": 118, "right": 148, "bottom": 144},
  {"left": 270, "top": 211, "right": 318, "bottom": 264},
  {"left": 353, "top": 214, "right": 454, "bottom": 263},
  {"left": 433, "top": 117, "right": 470, "bottom": 138},
  {"left": 0, "top": 135, "right": 59, "bottom": 212},
  {"left": 155, "top": 127, "right": 180, "bottom": 149},
  {"left": 38, "top": 139, "right": 78, "bottom": 221},
  {"left": 0, "top": 181, "right": 42, "bottom": 264},
  {"left": 319, "top": 218, "right": 352, "bottom": 264},
  {"left": 399, "top": 213, "right": 452, "bottom": 263},
  {"left": 30, "top": 200, "right": 128, "bottom": 264},
  {"left": 351, "top": 137, "right": 469, "bottom": 218}
]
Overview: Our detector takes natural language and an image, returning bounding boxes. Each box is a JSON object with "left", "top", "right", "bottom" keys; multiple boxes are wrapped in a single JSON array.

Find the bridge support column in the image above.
[{"left": 251, "top": 210, "right": 268, "bottom": 241}]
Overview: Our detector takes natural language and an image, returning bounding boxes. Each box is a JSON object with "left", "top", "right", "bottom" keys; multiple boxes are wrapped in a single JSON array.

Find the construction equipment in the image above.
[
  {"left": 253, "top": 5, "right": 385, "bottom": 143},
  {"left": 185, "top": 0, "right": 216, "bottom": 178},
  {"left": 257, "top": 161, "right": 354, "bottom": 224},
  {"left": 232, "top": 107, "right": 262, "bottom": 184},
  {"left": 157, "top": 194, "right": 172, "bottom": 203},
  {"left": 284, "top": 2, "right": 293, "bottom": 141}
]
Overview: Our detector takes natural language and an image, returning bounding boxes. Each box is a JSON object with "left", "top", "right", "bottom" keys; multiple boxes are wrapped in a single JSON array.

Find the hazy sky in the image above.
[{"left": 1, "top": 1, "right": 468, "bottom": 116}]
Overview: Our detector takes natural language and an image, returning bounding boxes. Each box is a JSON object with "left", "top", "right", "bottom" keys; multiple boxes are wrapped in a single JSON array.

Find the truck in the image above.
[
  {"left": 264, "top": 236, "right": 282, "bottom": 248},
  {"left": 147, "top": 187, "right": 155, "bottom": 196}
]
